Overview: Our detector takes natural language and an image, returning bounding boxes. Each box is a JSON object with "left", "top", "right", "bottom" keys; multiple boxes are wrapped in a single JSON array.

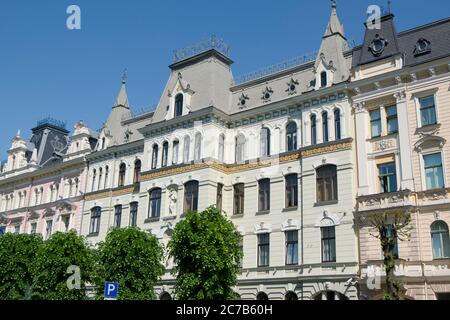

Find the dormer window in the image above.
[
  {"left": 320, "top": 72, "right": 327, "bottom": 88},
  {"left": 369, "top": 34, "right": 388, "bottom": 57},
  {"left": 414, "top": 38, "right": 431, "bottom": 56},
  {"left": 175, "top": 94, "right": 183, "bottom": 117}
]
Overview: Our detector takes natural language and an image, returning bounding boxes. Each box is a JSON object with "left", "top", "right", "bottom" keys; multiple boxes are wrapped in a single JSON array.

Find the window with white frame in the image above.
[
  {"left": 423, "top": 153, "right": 444, "bottom": 190},
  {"left": 419, "top": 95, "right": 437, "bottom": 127},
  {"left": 370, "top": 109, "right": 382, "bottom": 138}
]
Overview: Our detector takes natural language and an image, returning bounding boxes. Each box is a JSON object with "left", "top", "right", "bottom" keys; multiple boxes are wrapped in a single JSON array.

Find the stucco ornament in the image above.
[{"left": 168, "top": 187, "right": 177, "bottom": 216}]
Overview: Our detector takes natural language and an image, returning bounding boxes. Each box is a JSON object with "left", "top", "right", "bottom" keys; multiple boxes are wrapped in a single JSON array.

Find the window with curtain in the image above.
[
  {"left": 134, "top": 160, "right": 141, "bottom": 184},
  {"left": 370, "top": 109, "right": 382, "bottom": 138},
  {"left": 316, "top": 165, "right": 338, "bottom": 202},
  {"left": 285, "top": 174, "right": 298, "bottom": 208},
  {"left": 45, "top": 220, "right": 53, "bottom": 240},
  {"left": 172, "top": 140, "right": 179, "bottom": 164},
  {"left": 286, "top": 122, "right": 297, "bottom": 151},
  {"left": 258, "top": 179, "right": 270, "bottom": 212},
  {"left": 386, "top": 106, "right": 398, "bottom": 134},
  {"left": 151, "top": 145, "right": 159, "bottom": 169},
  {"left": 184, "top": 181, "right": 199, "bottom": 213},
  {"left": 235, "top": 135, "right": 246, "bottom": 163},
  {"left": 419, "top": 95, "right": 437, "bottom": 126},
  {"left": 321, "top": 226, "right": 336, "bottom": 262},
  {"left": 90, "top": 207, "right": 101, "bottom": 234},
  {"left": 118, "top": 163, "right": 126, "bottom": 187},
  {"left": 233, "top": 183, "right": 245, "bottom": 215},
  {"left": 218, "top": 134, "right": 225, "bottom": 162},
  {"left": 424, "top": 153, "right": 444, "bottom": 190},
  {"left": 114, "top": 205, "right": 122, "bottom": 228},
  {"left": 378, "top": 162, "right": 397, "bottom": 193},
  {"left": 174, "top": 94, "right": 183, "bottom": 117},
  {"left": 334, "top": 109, "right": 341, "bottom": 140},
  {"left": 162, "top": 142, "right": 169, "bottom": 167},
  {"left": 260, "top": 128, "right": 271, "bottom": 157},
  {"left": 285, "top": 230, "right": 298, "bottom": 265},
  {"left": 311, "top": 115, "right": 317, "bottom": 145},
  {"left": 258, "top": 233, "right": 270, "bottom": 267},
  {"left": 149, "top": 188, "right": 162, "bottom": 218},
  {"left": 129, "top": 202, "right": 138, "bottom": 227},
  {"left": 322, "top": 112, "right": 329, "bottom": 143},
  {"left": 194, "top": 133, "right": 202, "bottom": 161},
  {"left": 431, "top": 221, "right": 450, "bottom": 259},
  {"left": 183, "top": 136, "right": 190, "bottom": 163}
]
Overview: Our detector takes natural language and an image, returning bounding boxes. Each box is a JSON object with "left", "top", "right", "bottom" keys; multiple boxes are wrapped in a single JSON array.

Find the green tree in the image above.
[
  {"left": 369, "top": 211, "right": 413, "bottom": 300},
  {"left": 96, "top": 227, "right": 165, "bottom": 300},
  {"left": 0, "top": 233, "right": 43, "bottom": 300},
  {"left": 32, "top": 231, "right": 97, "bottom": 300},
  {"left": 168, "top": 206, "right": 243, "bottom": 300}
]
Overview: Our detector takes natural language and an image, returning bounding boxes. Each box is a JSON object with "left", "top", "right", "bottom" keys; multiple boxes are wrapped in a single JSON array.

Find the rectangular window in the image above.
[
  {"left": 62, "top": 216, "right": 70, "bottom": 232},
  {"left": 130, "top": 202, "right": 138, "bottom": 227},
  {"left": 386, "top": 106, "right": 398, "bottom": 134},
  {"left": 419, "top": 95, "right": 437, "bottom": 126},
  {"left": 321, "top": 226, "right": 336, "bottom": 263},
  {"left": 370, "top": 109, "right": 382, "bottom": 138},
  {"left": 216, "top": 183, "right": 223, "bottom": 211},
  {"left": 237, "top": 239, "right": 244, "bottom": 268},
  {"left": 424, "top": 153, "right": 444, "bottom": 190},
  {"left": 114, "top": 205, "right": 122, "bottom": 228},
  {"left": 30, "top": 223, "right": 37, "bottom": 235},
  {"left": 14, "top": 225, "right": 20, "bottom": 235},
  {"left": 45, "top": 220, "right": 53, "bottom": 240},
  {"left": 258, "top": 233, "right": 270, "bottom": 267},
  {"left": 149, "top": 189, "right": 162, "bottom": 218},
  {"left": 285, "top": 231, "right": 299, "bottom": 265},
  {"left": 0, "top": 226, "right": 5, "bottom": 236},
  {"left": 386, "top": 225, "right": 399, "bottom": 259},
  {"left": 378, "top": 162, "right": 397, "bottom": 193},
  {"left": 258, "top": 179, "right": 270, "bottom": 212},
  {"left": 233, "top": 184, "right": 245, "bottom": 215},
  {"left": 285, "top": 174, "right": 298, "bottom": 208}
]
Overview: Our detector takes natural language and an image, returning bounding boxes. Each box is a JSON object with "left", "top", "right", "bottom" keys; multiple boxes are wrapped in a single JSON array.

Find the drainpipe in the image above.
[{"left": 300, "top": 107, "right": 305, "bottom": 301}]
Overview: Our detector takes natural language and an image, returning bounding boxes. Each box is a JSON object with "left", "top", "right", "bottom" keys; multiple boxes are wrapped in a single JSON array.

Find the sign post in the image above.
[{"left": 104, "top": 282, "right": 119, "bottom": 300}]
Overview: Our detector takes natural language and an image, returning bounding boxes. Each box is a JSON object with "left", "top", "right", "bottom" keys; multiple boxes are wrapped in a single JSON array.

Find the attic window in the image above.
[
  {"left": 320, "top": 72, "right": 327, "bottom": 88},
  {"left": 369, "top": 34, "right": 388, "bottom": 57},
  {"left": 238, "top": 93, "right": 250, "bottom": 109},
  {"left": 261, "top": 87, "right": 273, "bottom": 103},
  {"left": 175, "top": 94, "right": 183, "bottom": 117},
  {"left": 414, "top": 38, "right": 431, "bottom": 56}
]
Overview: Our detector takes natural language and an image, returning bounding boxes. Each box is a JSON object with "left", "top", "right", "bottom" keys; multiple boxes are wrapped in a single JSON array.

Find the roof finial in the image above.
[
  {"left": 332, "top": 0, "right": 337, "bottom": 10},
  {"left": 388, "top": 0, "right": 391, "bottom": 13},
  {"left": 16, "top": 129, "right": 21, "bottom": 138},
  {"left": 121, "top": 68, "right": 128, "bottom": 84}
]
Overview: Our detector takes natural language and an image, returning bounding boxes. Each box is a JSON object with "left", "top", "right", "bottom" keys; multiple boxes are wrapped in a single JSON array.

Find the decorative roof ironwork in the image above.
[
  {"left": 121, "top": 105, "right": 157, "bottom": 122},
  {"left": 36, "top": 117, "right": 67, "bottom": 129},
  {"left": 173, "top": 35, "right": 231, "bottom": 63}
]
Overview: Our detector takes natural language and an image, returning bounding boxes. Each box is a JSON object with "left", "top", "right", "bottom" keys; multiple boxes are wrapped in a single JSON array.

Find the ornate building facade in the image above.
[{"left": 1, "top": 3, "right": 450, "bottom": 300}]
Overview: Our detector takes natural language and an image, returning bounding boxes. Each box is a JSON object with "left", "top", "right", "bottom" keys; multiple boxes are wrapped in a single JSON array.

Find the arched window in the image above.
[
  {"left": 258, "top": 179, "right": 271, "bottom": 212},
  {"left": 68, "top": 179, "right": 73, "bottom": 198},
  {"left": 314, "top": 291, "right": 349, "bottom": 300},
  {"left": 11, "top": 155, "right": 16, "bottom": 170},
  {"left": 39, "top": 187, "right": 44, "bottom": 204},
  {"left": 101, "top": 137, "right": 106, "bottom": 150},
  {"left": 260, "top": 127, "right": 271, "bottom": 157},
  {"left": 134, "top": 160, "right": 142, "bottom": 184},
  {"left": 129, "top": 202, "right": 138, "bottom": 227},
  {"left": 90, "top": 207, "right": 101, "bottom": 234},
  {"left": 256, "top": 292, "right": 269, "bottom": 301},
  {"left": 311, "top": 115, "right": 317, "bottom": 145},
  {"left": 160, "top": 292, "right": 172, "bottom": 300},
  {"left": 98, "top": 168, "right": 103, "bottom": 190},
  {"left": 194, "top": 133, "right": 202, "bottom": 161},
  {"left": 151, "top": 144, "right": 159, "bottom": 169},
  {"left": 174, "top": 94, "right": 183, "bottom": 117},
  {"left": 162, "top": 142, "right": 169, "bottom": 167},
  {"left": 149, "top": 188, "right": 162, "bottom": 218},
  {"left": 431, "top": 221, "right": 450, "bottom": 259},
  {"left": 321, "top": 225, "right": 336, "bottom": 262},
  {"left": 286, "top": 122, "right": 297, "bottom": 151},
  {"left": 183, "top": 136, "right": 190, "bottom": 163},
  {"left": 104, "top": 166, "right": 109, "bottom": 189},
  {"left": 334, "top": 109, "right": 341, "bottom": 140},
  {"left": 316, "top": 165, "right": 338, "bottom": 202},
  {"left": 322, "top": 112, "right": 329, "bottom": 143},
  {"left": 233, "top": 183, "right": 245, "bottom": 215},
  {"left": 320, "top": 71, "right": 327, "bottom": 87},
  {"left": 285, "top": 291, "right": 298, "bottom": 301},
  {"left": 235, "top": 134, "right": 246, "bottom": 163},
  {"left": 114, "top": 205, "right": 122, "bottom": 228},
  {"left": 285, "top": 174, "right": 298, "bottom": 208},
  {"left": 172, "top": 140, "right": 179, "bottom": 164},
  {"left": 184, "top": 181, "right": 199, "bottom": 213},
  {"left": 218, "top": 134, "right": 225, "bottom": 162},
  {"left": 118, "top": 163, "right": 126, "bottom": 187},
  {"left": 92, "top": 169, "right": 97, "bottom": 192}
]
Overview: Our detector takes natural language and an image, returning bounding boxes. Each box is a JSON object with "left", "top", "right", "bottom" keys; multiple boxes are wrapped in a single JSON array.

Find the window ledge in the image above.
[
  {"left": 314, "top": 200, "right": 338, "bottom": 207},
  {"left": 144, "top": 217, "right": 160, "bottom": 223},
  {"left": 256, "top": 210, "right": 270, "bottom": 216},
  {"left": 87, "top": 232, "right": 99, "bottom": 238},
  {"left": 162, "top": 215, "right": 177, "bottom": 221},
  {"left": 231, "top": 214, "right": 244, "bottom": 219},
  {"left": 282, "top": 206, "right": 298, "bottom": 212}
]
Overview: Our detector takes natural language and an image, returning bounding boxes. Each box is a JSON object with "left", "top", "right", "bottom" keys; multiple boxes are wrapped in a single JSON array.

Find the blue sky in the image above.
[{"left": 0, "top": 0, "right": 449, "bottom": 159}]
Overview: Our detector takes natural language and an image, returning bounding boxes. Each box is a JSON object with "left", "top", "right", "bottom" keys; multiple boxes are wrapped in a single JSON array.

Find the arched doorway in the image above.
[
  {"left": 160, "top": 292, "right": 172, "bottom": 300},
  {"left": 313, "top": 291, "right": 349, "bottom": 300},
  {"left": 256, "top": 292, "right": 269, "bottom": 300},
  {"left": 285, "top": 291, "right": 298, "bottom": 301}
]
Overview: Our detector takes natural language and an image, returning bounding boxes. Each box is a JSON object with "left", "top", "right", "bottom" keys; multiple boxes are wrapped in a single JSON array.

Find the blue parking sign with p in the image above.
[{"left": 104, "top": 282, "right": 119, "bottom": 300}]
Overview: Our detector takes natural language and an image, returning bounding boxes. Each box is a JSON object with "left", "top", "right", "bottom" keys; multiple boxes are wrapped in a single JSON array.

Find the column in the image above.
[{"left": 394, "top": 91, "right": 415, "bottom": 191}]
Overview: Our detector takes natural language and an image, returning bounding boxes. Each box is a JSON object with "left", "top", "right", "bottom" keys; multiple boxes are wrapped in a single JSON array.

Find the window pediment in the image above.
[{"left": 415, "top": 135, "right": 446, "bottom": 152}]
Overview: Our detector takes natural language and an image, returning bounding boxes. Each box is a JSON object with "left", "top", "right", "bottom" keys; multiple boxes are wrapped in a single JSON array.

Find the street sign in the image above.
[{"left": 104, "top": 282, "right": 119, "bottom": 300}]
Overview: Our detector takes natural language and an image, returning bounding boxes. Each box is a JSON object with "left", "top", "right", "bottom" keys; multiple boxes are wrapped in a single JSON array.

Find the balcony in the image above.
[{"left": 357, "top": 190, "right": 414, "bottom": 213}]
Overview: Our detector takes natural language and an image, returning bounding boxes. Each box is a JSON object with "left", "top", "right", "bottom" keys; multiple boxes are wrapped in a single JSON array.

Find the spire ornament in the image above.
[{"left": 122, "top": 68, "right": 128, "bottom": 84}]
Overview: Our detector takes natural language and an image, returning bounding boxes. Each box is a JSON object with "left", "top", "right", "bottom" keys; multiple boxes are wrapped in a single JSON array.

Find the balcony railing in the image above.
[{"left": 357, "top": 190, "right": 414, "bottom": 212}]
